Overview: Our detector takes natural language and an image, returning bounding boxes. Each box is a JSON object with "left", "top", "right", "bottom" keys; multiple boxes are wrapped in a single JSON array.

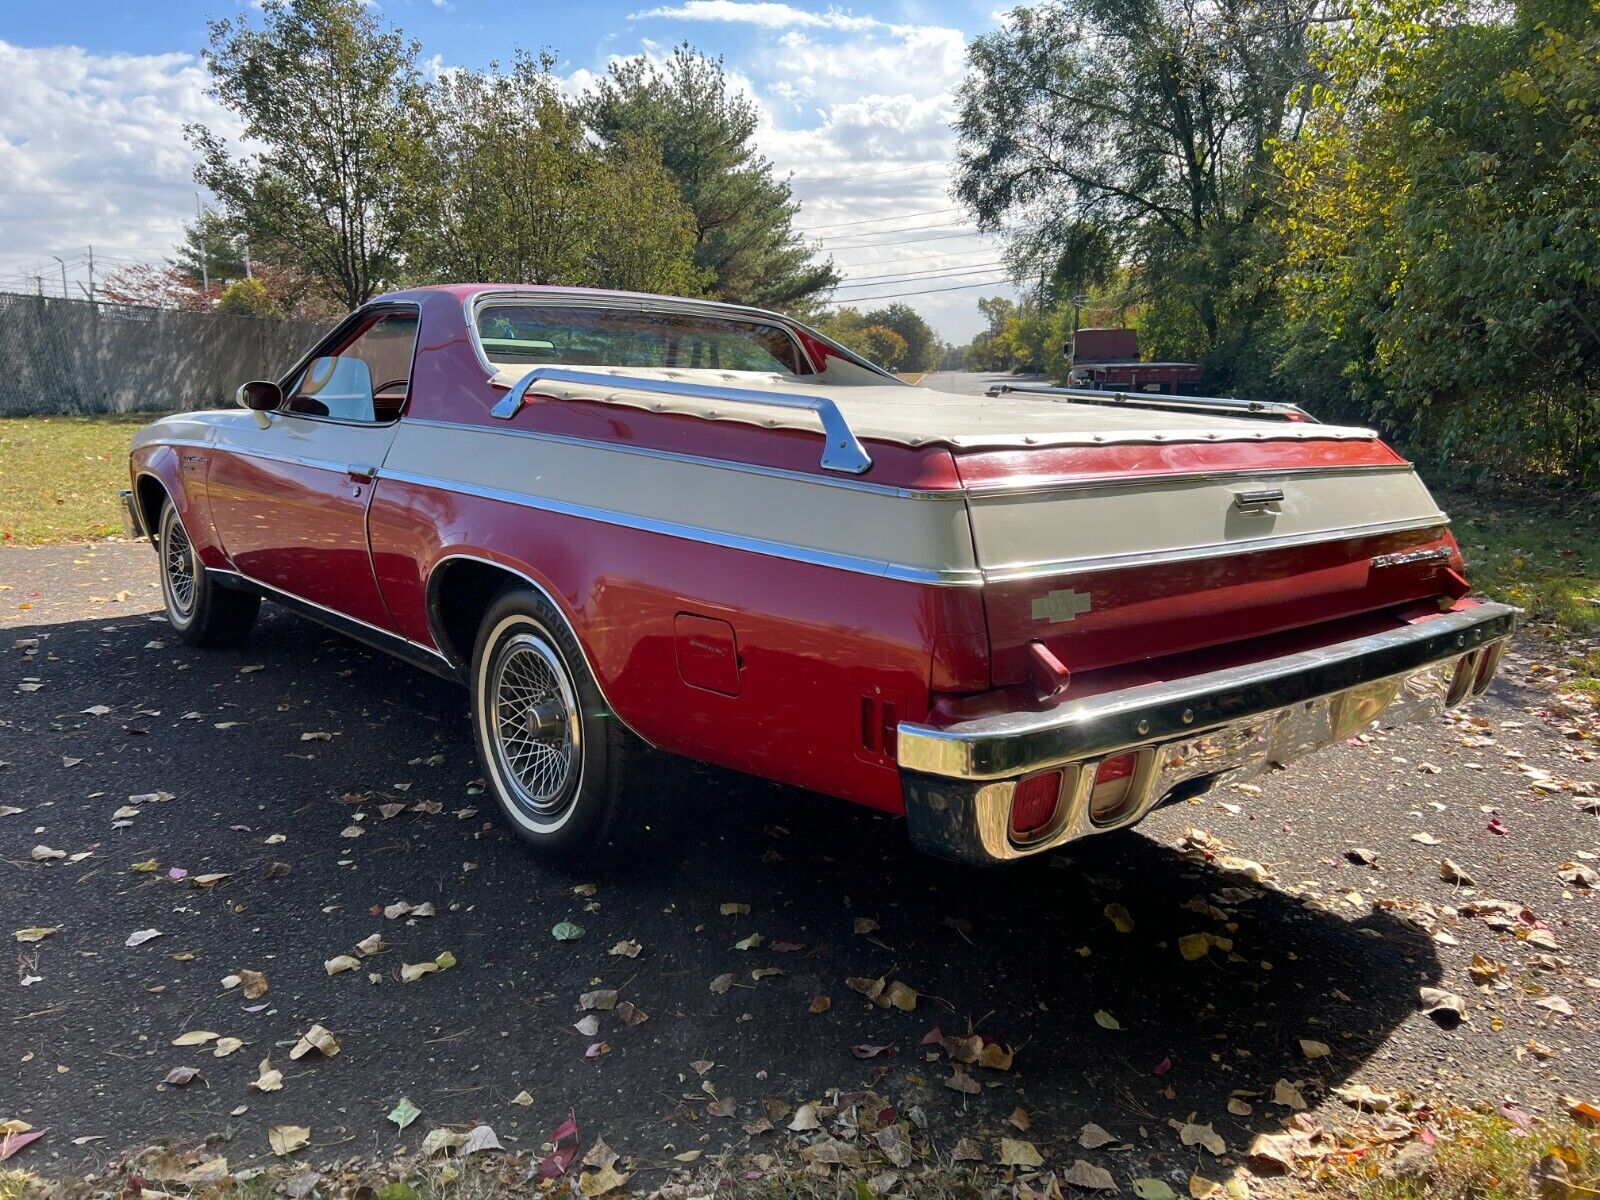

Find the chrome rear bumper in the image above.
[{"left": 897, "top": 602, "right": 1517, "bottom": 864}]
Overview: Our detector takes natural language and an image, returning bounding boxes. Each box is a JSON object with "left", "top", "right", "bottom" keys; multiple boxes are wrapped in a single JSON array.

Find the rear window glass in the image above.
[{"left": 475, "top": 303, "right": 807, "bottom": 376}]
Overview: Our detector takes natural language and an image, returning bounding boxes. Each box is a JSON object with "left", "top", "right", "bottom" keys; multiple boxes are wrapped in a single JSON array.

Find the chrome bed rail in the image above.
[
  {"left": 985, "top": 382, "right": 1312, "bottom": 422},
  {"left": 490, "top": 366, "right": 874, "bottom": 475}
]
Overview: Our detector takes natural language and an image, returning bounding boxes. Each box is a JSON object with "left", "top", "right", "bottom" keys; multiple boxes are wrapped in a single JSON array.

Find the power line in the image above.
[
  {"left": 831, "top": 262, "right": 1009, "bottom": 288},
  {"left": 815, "top": 229, "right": 994, "bottom": 251},
  {"left": 788, "top": 161, "right": 942, "bottom": 187},
  {"left": 827, "top": 244, "right": 1001, "bottom": 269},
  {"left": 814, "top": 221, "right": 980, "bottom": 245},
  {"left": 827, "top": 276, "right": 1018, "bottom": 304},
  {"left": 795, "top": 205, "right": 964, "bottom": 233}
]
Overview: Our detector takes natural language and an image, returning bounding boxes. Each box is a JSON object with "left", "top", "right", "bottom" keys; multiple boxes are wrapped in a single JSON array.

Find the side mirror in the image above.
[{"left": 237, "top": 380, "right": 282, "bottom": 429}]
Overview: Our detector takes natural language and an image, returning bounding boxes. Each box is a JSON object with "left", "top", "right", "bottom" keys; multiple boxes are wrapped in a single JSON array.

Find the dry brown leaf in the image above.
[
  {"left": 1063, "top": 1159, "right": 1116, "bottom": 1190},
  {"left": 289, "top": 1025, "right": 339, "bottom": 1060}
]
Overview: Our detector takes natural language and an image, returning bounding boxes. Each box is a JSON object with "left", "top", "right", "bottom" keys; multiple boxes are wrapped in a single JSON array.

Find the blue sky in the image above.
[{"left": 0, "top": 0, "right": 1018, "bottom": 340}]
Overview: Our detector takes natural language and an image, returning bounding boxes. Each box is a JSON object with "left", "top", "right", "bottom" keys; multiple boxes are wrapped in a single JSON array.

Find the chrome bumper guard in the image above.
[
  {"left": 897, "top": 602, "right": 1517, "bottom": 864},
  {"left": 117, "top": 488, "right": 144, "bottom": 540}
]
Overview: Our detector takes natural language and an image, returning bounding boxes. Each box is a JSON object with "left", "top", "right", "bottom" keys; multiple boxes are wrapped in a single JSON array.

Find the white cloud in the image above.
[
  {"left": 627, "top": 1, "right": 888, "bottom": 32},
  {"left": 0, "top": 39, "right": 236, "bottom": 295}
]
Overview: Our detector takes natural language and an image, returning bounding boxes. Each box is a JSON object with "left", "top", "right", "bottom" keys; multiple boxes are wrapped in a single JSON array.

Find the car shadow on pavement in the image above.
[{"left": 2, "top": 604, "right": 1442, "bottom": 1168}]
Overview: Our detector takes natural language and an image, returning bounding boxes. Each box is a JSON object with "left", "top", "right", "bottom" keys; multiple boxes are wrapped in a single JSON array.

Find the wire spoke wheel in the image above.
[
  {"left": 162, "top": 512, "right": 197, "bottom": 618},
  {"left": 487, "top": 631, "right": 581, "bottom": 823}
]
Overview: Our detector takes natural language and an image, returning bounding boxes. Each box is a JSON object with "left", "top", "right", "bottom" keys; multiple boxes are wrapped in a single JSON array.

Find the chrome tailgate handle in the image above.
[{"left": 1231, "top": 488, "right": 1284, "bottom": 514}]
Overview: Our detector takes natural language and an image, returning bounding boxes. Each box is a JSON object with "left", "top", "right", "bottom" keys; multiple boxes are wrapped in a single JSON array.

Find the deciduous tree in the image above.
[{"left": 186, "top": 0, "right": 427, "bottom": 309}]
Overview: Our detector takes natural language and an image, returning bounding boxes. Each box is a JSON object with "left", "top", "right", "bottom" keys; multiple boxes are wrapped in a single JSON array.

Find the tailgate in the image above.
[{"left": 957, "top": 441, "right": 1463, "bottom": 688}]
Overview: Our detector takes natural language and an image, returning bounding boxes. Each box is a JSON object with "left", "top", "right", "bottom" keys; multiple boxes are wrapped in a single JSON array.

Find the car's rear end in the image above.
[{"left": 894, "top": 388, "right": 1516, "bottom": 864}]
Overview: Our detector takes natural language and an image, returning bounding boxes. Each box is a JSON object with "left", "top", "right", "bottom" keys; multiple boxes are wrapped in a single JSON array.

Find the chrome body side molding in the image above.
[
  {"left": 208, "top": 569, "right": 459, "bottom": 682},
  {"left": 488, "top": 366, "right": 875, "bottom": 475}
]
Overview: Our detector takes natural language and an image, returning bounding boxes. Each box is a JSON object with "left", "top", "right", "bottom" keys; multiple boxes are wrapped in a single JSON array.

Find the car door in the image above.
[{"left": 206, "top": 305, "right": 420, "bottom": 632}]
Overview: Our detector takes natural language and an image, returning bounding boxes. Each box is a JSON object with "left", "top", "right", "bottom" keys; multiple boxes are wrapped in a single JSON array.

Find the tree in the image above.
[
  {"left": 861, "top": 304, "right": 939, "bottom": 372},
  {"left": 216, "top": 277, "right": 283, "bottom": 318},
  {"left": 99, "top": 263, "right": 219, "bottom": 311},
  {"left": 406, "top": 53, "right": 703, "bottom": 295},
  {"left": 856, "top": 325, "right": 909, "bottom": 371},
  {"left": 1273, "top": 0, "right": 1600, "bottom": 482},
  {"left": 174, "top": 211, "right": 249, "bottom": 290},
  {"left": 953, "top": 0, "right": 1319, "bottom": 356},
  {"left": 584, "top": 44, "right": 838, "bottom": 311},
  {"left": 186, "top": 0, "right": 426, "bottom": 309}
]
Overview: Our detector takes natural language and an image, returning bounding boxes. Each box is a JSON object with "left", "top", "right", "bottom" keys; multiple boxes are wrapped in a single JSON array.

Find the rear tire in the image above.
[
  {"left": 157, "top": 499, "right": 259, "bottom": 647},
  {"left": 469, "top": 587, "right": 659, "bottom": 865}
]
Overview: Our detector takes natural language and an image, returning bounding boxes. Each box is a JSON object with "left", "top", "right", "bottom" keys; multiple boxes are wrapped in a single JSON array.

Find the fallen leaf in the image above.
[
  {"left": 1094, "top": 1010, "right": 1123, "bottom": 1031},
  {"left": 1299, "top": 1038, "right": 1331, "bottom": 1059},
  {"left": 325, "top": 955, "right": 361, "bottom": 976},
  {"left": 172, "top": 1031, "right": 220, "bottom": 1047},
  {"left": 388, "top": 1097, "right": 421, "bottom": 1131},
  {"left": 213, "top": 1037, "right": 244, "bottom": 1058},
  {"left": 720, "top": 902, "right": 750, "bottom": 916},
  {"left": 1180, "top": 1123, "right": 1226, "bottom": 1155},
  {"left": 552, "top": 921, "right": 585, "bottom": 941},
  {"left": 1134, "top": 1181, "right": 1179, "bottom": 1200},
  {"left": 1535, "top": 995, "right": 1575, "bottom": 1017},
  {"left": 808, "top": 994, "right": 831, "bottom": 1014},
  {"left": 238, "top": 969, "right": 268, "bottom": 998},
  {"left": 163, "top": 1067, "right": 203, "bottom": 1087},
  {"left": 250, "top": 1058, "right": 284, "bottom": 1092},
  {"left": 1411, "top": 832, "right": 1442, "bottom": 845},
  {"left": 1271, "top": 1079, "right": 1307, "bottom": 1110},
  {"left": 579, "top": 989, "right": 619, "bottom": 1011},
  {"left": 608, "top": 939, "right": 642, "bottom": 958},
  {"left": 511, "top": 1091, "right": 534, "bottom": 1107},
  {"left": 289, "top": 1025, "right": 340, "bottom": 1060},
  {"left": 1419, "top": 987, "right": 1466, "bottom": 1024},
  {"left": 1439, "top": 859, "right": 1475, "bottom": 886},
  {"left": 1064, "top": 1159, "right": 1117, "bottom": 1190},
  {"left": 1104, "top": 902, "right": 1135, "bottom": 933},
  {"left": 1078, "top": 1123, "right": 1117, "bottom": 1149},
  {"left": 125, "top": 928, "right": 163, "bottom": 948},
  {"left": 31, "top": 846, "right": 66, "bottom": 862},
  {"left": 999, "top": 1138, "right": 1043, "bottom": 1167},
  {"left": 269, "top": 1126, "right": 310, "bottom": 1156},
  {"left": 13, "top": 927, "right": 56, "bottom": 943}
]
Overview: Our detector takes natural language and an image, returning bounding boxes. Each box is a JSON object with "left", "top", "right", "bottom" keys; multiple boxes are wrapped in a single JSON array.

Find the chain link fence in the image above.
[{"left": 0, "top": 292, "right": 329, "bottom": 416}]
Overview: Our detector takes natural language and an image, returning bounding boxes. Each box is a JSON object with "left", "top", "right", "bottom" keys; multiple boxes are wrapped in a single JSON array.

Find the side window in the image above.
[{"left": 285, "top": 311, "right": 419, "bottom": 422}]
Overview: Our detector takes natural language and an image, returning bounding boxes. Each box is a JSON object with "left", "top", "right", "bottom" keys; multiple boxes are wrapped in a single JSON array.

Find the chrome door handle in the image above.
[{"left": 346, "top": 465, "right": 377, "bottom": 483}]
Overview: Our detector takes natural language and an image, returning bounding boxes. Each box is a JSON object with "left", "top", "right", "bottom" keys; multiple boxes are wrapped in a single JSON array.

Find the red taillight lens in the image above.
[
  {"left": 1090, "top": 752, "right": 1141, "bottom": 824},
  {"left": 1009, "top": 770, "right": 1064, "bottom": 843}
]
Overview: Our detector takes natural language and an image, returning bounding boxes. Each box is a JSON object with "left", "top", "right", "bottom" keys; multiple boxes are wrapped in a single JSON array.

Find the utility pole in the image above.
[
  {"left": 195, "top": 192, "right": 209, "bottom": 296},
  {"left": 242, "top": 239, "right": 252, "bottom": 279},
  {"left": 51, "top": 255, "right": 67, "bottom": 300},
  {"left": 86, "top": 245, "right": 96, "bottom": 303}
]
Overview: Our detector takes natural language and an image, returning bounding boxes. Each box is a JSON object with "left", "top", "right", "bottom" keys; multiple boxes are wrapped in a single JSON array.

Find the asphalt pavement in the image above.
[{"left": 2, "top": 542, "right": 1597, "bottom": 1181}]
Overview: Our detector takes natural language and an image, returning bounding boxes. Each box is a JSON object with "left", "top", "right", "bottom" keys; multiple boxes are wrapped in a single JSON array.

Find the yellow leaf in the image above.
[{"left": 268, "top": 1125, "right": 310, "bottom": 1156}]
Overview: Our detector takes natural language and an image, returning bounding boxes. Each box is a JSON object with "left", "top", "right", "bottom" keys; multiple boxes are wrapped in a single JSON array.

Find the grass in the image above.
[
  {"left": 1328, "top": 1111, "right": 1600, "bottom": 1200},
  {"left": 0, "top": 414, "right": 152, "bottom": 545},
  {"left": 1444, "top": 488, "right": 1600, "bottom": 694},
  {"left": 6, "top": 1113, "right": 1594, "bottom": 1200}
]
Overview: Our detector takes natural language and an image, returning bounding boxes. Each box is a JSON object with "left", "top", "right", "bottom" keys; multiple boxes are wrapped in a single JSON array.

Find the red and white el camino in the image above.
[{"left": 122, "top": 285, "right": 1515, "bottom": 864}]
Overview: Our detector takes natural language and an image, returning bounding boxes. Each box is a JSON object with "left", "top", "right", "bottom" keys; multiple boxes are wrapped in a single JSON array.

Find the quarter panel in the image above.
[{"left": 367, "top": 473, "right": 951, "bottom": 812}]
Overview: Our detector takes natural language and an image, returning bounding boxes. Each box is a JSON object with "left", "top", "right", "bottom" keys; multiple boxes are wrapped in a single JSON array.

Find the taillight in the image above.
[
  {"left": 1090, "top": 752, "right": 1141, "bottom": 824},
  {"left": 1009, "top": 770, "right": 1064, "bottom": 843}
]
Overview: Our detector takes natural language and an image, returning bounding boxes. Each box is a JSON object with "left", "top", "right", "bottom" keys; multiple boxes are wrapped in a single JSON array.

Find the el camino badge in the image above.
[
  {"left": 1032, "top": 588, "right": 1092, "bottom": 624},
  {"left": 1371, "top": 547, "right": 1453, "bottom": 569}
]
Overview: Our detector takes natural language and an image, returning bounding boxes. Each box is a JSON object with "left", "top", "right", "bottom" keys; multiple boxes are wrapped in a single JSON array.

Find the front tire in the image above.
[
  {"left": 470, "top": 588, "right": 654, "bottom": 864},
  {"left": 156, "top": 499, "right": 259, "bottom": 647}
]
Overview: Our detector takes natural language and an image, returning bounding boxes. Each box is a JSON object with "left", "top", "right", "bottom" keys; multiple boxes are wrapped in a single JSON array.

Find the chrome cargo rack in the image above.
[
  {"left": 491, "top": 366, "right": 873, "bottom": 475},
  {"left": 985, "top": 382, "right": 1312, "bottom": 422}
]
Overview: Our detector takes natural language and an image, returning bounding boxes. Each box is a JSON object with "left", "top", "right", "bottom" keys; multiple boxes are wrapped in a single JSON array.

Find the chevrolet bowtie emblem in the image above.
[{"left": 1032, "top": 588, "right": 1092, "bottom": 624}]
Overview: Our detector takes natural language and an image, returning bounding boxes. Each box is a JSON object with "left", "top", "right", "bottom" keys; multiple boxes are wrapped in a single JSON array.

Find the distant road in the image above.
[{"left": 917, "top": 370, "right": 1049, "bottom": 395}]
